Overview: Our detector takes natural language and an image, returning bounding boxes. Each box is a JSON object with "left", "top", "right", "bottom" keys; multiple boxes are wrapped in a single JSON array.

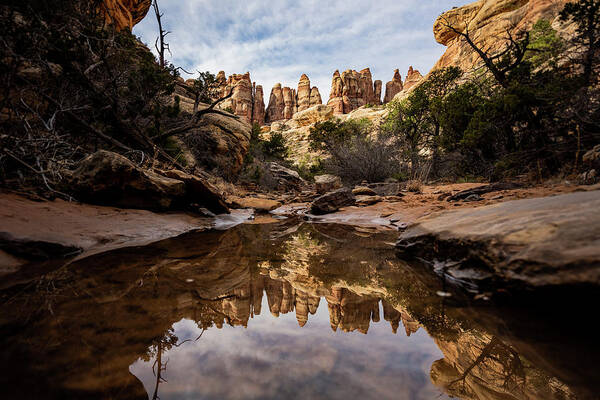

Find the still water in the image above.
[{"left": 0, "top": 220, "right": 597, "bottom": 399}]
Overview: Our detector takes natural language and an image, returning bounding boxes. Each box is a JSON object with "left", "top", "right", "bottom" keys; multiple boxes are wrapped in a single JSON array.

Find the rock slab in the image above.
[{"left": 396, "top": 191, "right": 600, "bottom": 288}]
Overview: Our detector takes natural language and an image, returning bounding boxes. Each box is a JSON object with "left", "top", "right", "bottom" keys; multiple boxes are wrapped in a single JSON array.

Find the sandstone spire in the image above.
[
  {"left": 309, "top": 87, "right": 322, "bottom": 107},
  {"left": 252, "top": 84, "right": 265, "bottom": 126},
  {"left": 266, "top": 83, "right": 285, "bottom": 122},
  {"left": 374, "top": 80, "right": 382, "bottom": 105},
  {"left": 296, "top": 74, "right": 312, "bottom": 112},
  {"left": 384, "top": 69, "right": 403, "bottom": 103},
  {"left": 404, "top": 66, "right": 423, "bottom": 91}
]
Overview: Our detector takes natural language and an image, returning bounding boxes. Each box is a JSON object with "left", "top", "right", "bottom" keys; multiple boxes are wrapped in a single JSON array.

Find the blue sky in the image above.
[{"left": 133, "top": 0, "right": 465, "bottom": 99}]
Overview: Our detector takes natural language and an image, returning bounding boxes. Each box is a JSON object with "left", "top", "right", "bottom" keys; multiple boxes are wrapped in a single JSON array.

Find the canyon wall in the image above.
[
  {"left": 432, "top": 0, "right": 572, "bottom": 72},
  {"left": 99, "top": 0, "right": 152, "bottom": 31}
]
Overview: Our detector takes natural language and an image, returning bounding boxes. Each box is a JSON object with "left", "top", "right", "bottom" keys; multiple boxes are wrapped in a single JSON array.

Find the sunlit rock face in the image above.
[
  {"left": 266, "top": 74, "right": 322, "bottom": 123},
  {"left": 403, "top": 66, "right": 423, "bottom": 91},
  {"left": 327, "top": 68, "right": 382, "bottom": 114},
  {"left": 432, "top": 0, "right": 572, "bottom": 72},
  {"left": 99, "top": 0, "right": 151, "bottom": 31},
  {"left": 214, "top": 71, "right": 257, "bottom": 124}
]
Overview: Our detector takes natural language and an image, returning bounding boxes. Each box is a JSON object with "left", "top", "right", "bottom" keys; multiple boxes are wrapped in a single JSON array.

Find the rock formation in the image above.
[
  {"left": 214, "top": 71, "right": 265, "bottom": 126},
  {"left": 309, "top": 87, "right": 322, "bottom": 107},
  {"left": 99, "top": 0, "right": 151, "bottom": 31},
  {"left": 384, "top": 69, "right": 403, "bottom": 103},
  {"left": 374, "top": 80, "right": 382, "bottom": 104},
  {"left": 282, "top": 87, "right": 297, "bottom": 120},
  {"left": 297, "top": 74, "right": 312, "bottom": 112},
  {"left": 327, "top": 68, "right": 382, "bottom": 114},
  {"left": 266, "top": 83, "right": 285, "bottom": 122},
  {"left": 252, "top": 84, "right": 265, "bottom": 126},
  {"left": 403, "top": 66, "right": 423, "bottom": 91},
  {"left": 266, "top": 75, "right": 323, "bottom": 123},
  {"left": 215, "top": 72, "right": 254, "bottom": 122},
  {"left": 432, "top": 0, "right": 571, "bottom": 72}
]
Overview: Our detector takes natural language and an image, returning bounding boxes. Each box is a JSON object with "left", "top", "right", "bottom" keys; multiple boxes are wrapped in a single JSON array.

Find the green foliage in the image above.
[
  {"left": 526, "top": 19, "right": 565, "bottom": 67},
  {"left": 244, "top": 123, "right": 289, "bottom": 166}
]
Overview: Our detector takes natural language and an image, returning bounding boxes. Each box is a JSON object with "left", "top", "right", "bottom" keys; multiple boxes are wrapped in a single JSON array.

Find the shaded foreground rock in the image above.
[
  {"left": 65, "top": 150, "right": 229, "bottom": 214},
  {"left": 314, "top": 174, "right": 342, "bottom": 194},
  {"left": 266, "top": 162, "right": 306, "bottom": 191},
  {"left": 310, "top": 188, "right": 355, "bottom": 215},
  {"left": 396, "top": 191, "right": 600, "bottom": 289}
]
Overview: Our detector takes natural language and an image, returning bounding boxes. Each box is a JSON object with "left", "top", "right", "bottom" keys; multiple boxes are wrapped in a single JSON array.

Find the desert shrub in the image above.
[{"left": 308, "top": 118, "right": 402, "bottom": 184}]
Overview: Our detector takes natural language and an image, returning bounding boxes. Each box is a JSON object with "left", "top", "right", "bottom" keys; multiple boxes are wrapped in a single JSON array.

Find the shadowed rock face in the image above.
[
  {"left": 0, "top": 222, "right": 596, "bottom": 399},
  {"left": 99, "top": 0, "right": 152, "bottom": 31},
  {"left": 432, "top": 0, "right": 572, "bottom": 72}
]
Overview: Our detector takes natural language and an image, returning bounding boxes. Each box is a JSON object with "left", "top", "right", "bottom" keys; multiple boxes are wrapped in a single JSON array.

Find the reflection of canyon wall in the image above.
[{"left": 431, "top": 332, "right": 576, "bottom": 400}]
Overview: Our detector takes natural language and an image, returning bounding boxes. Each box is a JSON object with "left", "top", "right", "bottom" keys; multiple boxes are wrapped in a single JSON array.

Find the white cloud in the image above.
[{"left": 134, "top": 0, "right": 465, "bottom": 100}]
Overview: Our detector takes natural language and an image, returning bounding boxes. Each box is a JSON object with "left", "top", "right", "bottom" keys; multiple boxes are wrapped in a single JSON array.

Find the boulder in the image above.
[
  {"left": 314, "top": 174, "right": 342, "bottom": 194},
  {"left": 310, "top": 188, "right": 356, "bottom": 215},
  {"left": 397, "top": 191, "right": 600, "bottom": 289},
  {"left": 355, "top": 195, "right": 383, "bottom": 206},
  {"left": 159, "top": 169, "right": 230, "bottom": 214},
  {"left": 228, "top": 196, "right": 282, "bottom": 213},
  {"left": 352, "top": 186, "right": 377, "bottom": 196},
  {"left": 65, "top": 151, "right": 229, "bottom": 214},
  {"left": 65, "top": 151, "right": 185, "bottom": 211},
  {"left": 266, "top": 162, "right": 306, "bottom": 190}
]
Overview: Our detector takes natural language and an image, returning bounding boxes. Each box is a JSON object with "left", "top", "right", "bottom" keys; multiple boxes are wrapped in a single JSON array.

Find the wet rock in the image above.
[
  {"left": 310, "top": 188, "right": 356, "bottom": 215},
  {"left": 314, "top": 174, "right": 342, "bottom": 194},
  {"left": 352, "top": 186, "right": 377, "bottom": 196},
  {"left": 397, "top": 191, "right": 600, "bottom": 289}
]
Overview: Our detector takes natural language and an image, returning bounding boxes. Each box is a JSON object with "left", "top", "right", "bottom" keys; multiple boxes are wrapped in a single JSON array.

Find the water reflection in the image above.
[{"left": 0, "top": 221, "right": 596, "bottom": 399}]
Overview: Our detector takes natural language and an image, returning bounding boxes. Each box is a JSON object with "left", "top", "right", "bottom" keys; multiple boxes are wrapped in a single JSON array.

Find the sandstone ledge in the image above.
[{"left": 396, "top": 190, "right": 600, "bottom": 289}]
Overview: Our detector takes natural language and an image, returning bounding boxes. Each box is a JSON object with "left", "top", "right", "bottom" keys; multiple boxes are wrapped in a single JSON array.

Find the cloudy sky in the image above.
[{"left": 133, "top": 0, "right": 464, "bottom": 99}]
